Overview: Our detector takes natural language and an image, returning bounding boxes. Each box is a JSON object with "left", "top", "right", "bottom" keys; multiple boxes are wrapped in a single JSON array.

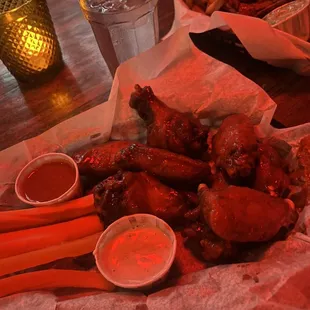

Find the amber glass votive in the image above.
[{"left": 0, "top": 0, "right": 63, "bottom": 83}]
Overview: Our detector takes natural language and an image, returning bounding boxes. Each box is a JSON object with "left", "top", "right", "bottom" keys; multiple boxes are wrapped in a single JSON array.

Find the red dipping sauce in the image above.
[{"left": 21, "top": 161, "right": 76, "bottom": 202}]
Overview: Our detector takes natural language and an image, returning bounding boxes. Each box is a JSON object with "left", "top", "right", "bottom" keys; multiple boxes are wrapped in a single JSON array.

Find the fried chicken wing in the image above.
[
  {"left": 184, "top": 0, "right": 292, "bottom": 17},
  {"left": 238, "top": 0, "right": 293, "bottom": 18},
  {"left": 94, "top": 171, "right": 197, "bottom": 226},
  {"left": 129, "top": 85, "right": 209, "bottom": 159},
  {"left": 72, "top": 141, "right": 136, "bottom": 178},
  {"left": 254, "top": 143, "right": 290, "bottom": 197},
  {"left": 297, "top": 135, "right": 310, "bottom": 205},
  {"left": 115, "top": 143, "right": 212, "bottom": 186},
  {"left": 222, "top": 0, "right": 240, "bottom": 12},
  {"left": 210, "top": 171, "right": 229, "bottom": 189},
  {"left": 212, "top": 114, "right": 258, "bottom": 179},
  {"left": 199, "top": 184, "right": 297, "bottom": 242},
  {"left": 182, "top": 222, "right": 236, "bottom": 262}
]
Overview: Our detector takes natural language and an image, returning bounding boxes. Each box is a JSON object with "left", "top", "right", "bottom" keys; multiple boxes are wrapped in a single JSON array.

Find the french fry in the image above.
[
  {"left": 0, "top": 233, "right": 102, "bottom": 277},
  {"left": 0, "top": 269, "right": 115, "bottom": 298},
  {"left": 184, "top": 0, "right": 194, "bottom": 8},
  {"left": 192, "top": 4, "right": 205, "bottom": 13},
  {"left": 205, "top": 0, "right": 226, "bottom": 15},
  {"left": 0, "top": 215, "right": 103, "bottom": 259},
  {"left": 194, "top": 0, "right": 208, "bottom": 10},
  {"left": 0, "top": 194, "right": 95, "bottom": 233}
]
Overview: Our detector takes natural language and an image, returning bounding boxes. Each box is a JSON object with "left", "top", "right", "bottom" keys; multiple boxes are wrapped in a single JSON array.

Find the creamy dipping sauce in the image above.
[
  {"left": 100, "top": 227, "right": 172, "bottom": 285},
  {"left": 21, "top": 161, "right": 76, "bottom": 202}
]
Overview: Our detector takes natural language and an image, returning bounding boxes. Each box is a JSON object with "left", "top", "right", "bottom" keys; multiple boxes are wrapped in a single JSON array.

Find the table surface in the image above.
[{"left": 0, "top": 0, "right": 309, "bottom": 151}]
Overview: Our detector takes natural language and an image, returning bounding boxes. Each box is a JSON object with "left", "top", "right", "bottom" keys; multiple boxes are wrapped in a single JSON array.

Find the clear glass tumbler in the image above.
[
  {"left": 0, "top": 0, "right": 63, "bottom": 83},
  {"left": 80, "top": 0, "right": 159, "bottom": 76}
]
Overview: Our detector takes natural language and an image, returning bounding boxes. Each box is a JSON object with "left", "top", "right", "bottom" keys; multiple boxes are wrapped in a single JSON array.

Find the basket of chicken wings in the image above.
[
  {"left": 74, "top": 84, "right": 308, "bottom": 269},
  {"left": 1, "top": 81, "right": 309, "bottom": 303}
]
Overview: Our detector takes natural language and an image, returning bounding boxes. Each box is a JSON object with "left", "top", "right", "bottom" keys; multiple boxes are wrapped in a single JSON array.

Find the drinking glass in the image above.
[{"left": 80, "top": 0, "right": 159, "bottom": 76}]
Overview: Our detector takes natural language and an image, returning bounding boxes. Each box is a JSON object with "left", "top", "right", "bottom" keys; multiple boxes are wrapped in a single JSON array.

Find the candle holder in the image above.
[{"left": 0, "top": 0, "right": 63, "bottom": 83}]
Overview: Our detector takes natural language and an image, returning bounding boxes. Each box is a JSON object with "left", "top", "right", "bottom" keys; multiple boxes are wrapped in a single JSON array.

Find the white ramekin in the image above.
[
  {"left": 15, "top": 153, "right": 81, "bottom": 207},
  {"left": 263, "top": 0, "right": 310, "bottom": 41},
  {"left": 94, "top": 214, "right": 177, "bottom": 290}
]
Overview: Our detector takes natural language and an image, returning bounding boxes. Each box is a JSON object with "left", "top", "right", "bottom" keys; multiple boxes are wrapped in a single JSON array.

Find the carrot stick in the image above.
[
  {"left": 0, "top": 233, "right": 102, "bottom": 277},
  {"left": 0, "top": 269, "right": 115, "bottom": 297},
  {"left": 0, "top": 195, "right": 95, "bottom": 233},
  {"left": 0, "top": 215, "right": 103, "bottom": 259}
]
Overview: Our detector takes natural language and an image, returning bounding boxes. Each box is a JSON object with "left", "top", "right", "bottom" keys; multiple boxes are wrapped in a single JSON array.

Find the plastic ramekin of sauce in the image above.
[
  {"left": 15, "top": 153, "right": 81, "bottom": 207},
  {"left": 94, "top": 214, "right": 177, "bottom": 290},
  {"left": 263, "top": 0, "right": 310, "bottom": 40}
]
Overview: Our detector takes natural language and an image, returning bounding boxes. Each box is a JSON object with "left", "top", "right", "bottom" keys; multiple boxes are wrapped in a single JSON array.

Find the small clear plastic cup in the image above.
[{"left": 94, "top": 214, "right": 177, "bottom": 290}]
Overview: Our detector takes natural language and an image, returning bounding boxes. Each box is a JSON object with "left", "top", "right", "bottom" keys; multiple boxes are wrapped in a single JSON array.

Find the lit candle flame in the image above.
[{"left": 21, "top": 26, "right": 50, "bottom": 69}]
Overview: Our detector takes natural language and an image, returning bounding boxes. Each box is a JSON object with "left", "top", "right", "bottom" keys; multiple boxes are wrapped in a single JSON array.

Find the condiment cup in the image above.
[
  {"left": 94, "top": 214, "right": 177, "bottom": 290},
  {"left": 15, "top": 153, "right": 81, "bottom": 207},
  {"left": 263, "top": 0, "right": 310, "bottom": 41}
]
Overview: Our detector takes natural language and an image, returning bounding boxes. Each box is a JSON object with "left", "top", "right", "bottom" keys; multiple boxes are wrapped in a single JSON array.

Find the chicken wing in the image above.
[
  {"left": 297, "top": 135, "right": 310, "bottom": 205},
  {"left": 94, "top": 171, "right": 197, "bottom": 226},
  {"left": 129, "top": 85, "right": 209, "bottom": 159},
  {"left": 254, "top": 142, "right": 290, "bottom": 197},
  {"left": 199, "top": 184, "right": 297, "bottom": 242},
  {"left": 212, "top": 114, "right": 258, "bottom": 180},
  {"left": 72, "top": 141, "right": 136, "bottom": 178},
  {"left": 289, "top": 169, "right": 308, "bottom": 210},
  {"left": 238, "top": 0, "right": 293, "bottom": 18},
  {"left": 115, "top": 143, "right": 212, "bottom": 186},
  {"left": 182, "top": 222, "right": 236, "bottom": 261}
]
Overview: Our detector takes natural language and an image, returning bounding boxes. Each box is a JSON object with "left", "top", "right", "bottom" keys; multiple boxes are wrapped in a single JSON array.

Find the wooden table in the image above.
[{"left": 0, "top": 0, "right": 309, "bottom": 151}]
